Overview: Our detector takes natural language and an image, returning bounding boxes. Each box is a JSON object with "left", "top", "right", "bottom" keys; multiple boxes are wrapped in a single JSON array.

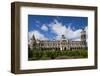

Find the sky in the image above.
[{"left": 28, "top": 15, "right": 88, "bottom": 42}]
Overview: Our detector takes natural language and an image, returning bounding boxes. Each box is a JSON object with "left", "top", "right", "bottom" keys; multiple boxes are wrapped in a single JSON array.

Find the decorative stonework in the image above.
[{"left": 29, "top": 29, "right": 87, "bottom": 51}]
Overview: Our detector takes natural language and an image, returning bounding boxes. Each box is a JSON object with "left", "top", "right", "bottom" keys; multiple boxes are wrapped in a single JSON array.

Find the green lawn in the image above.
[{"left": 28, "top": 49, "right": 88, "bottom": 61}]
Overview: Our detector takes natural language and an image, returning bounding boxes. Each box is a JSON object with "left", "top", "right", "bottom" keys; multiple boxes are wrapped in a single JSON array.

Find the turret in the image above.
[
  {"left": 29, "top": 34, "right": 36, "bottom": 50},
  {"left": 61, "top": 35, "right": 66, "bottom": 40},
  {"left": 31, "top": 34, "right": 36, "bottom": 44},
  {"left": 81, "top": 28, "right": 87, "bottom": 48},
  {"left": 81, "top": 29, "right": 86, "bottom": 42}
]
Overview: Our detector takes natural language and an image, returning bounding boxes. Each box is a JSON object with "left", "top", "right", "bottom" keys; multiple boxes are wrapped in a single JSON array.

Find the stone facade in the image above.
[{"left": 29, "top": 29, "right": 87, "bottom": 51}]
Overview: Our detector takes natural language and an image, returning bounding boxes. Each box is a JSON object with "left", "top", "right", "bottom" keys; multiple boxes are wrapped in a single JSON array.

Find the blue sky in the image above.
[{"left": 28, "top": 15, "right": 88, "bottom": 41}]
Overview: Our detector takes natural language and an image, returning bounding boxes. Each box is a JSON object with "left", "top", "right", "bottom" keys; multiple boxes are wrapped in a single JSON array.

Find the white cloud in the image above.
[
  {"left": 84, "top": 26, "right": 88, "bottom": 42},
  {"left": 49, "top": 19, "right": 86, "bottom": 41},
  {"left": 28, "top": 30, "right": 48, "bottom": 43},
  {"left": 29, "top": 19, "right": 88, "bottom": 43},
  {"left": 41, "top": 24, "right": 48, "bottom": 31},
  {"left": 51, "top": 20, "right": 67, "bottom": 36},
  {"left": 85, "top": 26, "right": 88, "bottom": 36},
  {"left": 66, "top": 26, "right": 82, "bottom": 40},
  {"left": 73, "top": 38, "right": 81, "bottom": 41}
]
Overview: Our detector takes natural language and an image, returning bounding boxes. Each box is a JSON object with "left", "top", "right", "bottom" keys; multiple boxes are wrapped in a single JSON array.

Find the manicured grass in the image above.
[{"left": 28, "top": 49, "right": 88, "bottom": 60}]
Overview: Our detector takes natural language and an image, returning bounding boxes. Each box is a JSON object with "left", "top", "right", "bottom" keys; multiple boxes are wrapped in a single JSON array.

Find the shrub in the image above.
[{"left": 29, "top": 49, "right": 88, "bottom": 60}]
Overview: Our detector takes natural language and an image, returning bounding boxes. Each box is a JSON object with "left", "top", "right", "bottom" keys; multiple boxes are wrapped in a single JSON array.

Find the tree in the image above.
[{"left": 28, "top": 46, "right": 33, "bottom": 58}]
